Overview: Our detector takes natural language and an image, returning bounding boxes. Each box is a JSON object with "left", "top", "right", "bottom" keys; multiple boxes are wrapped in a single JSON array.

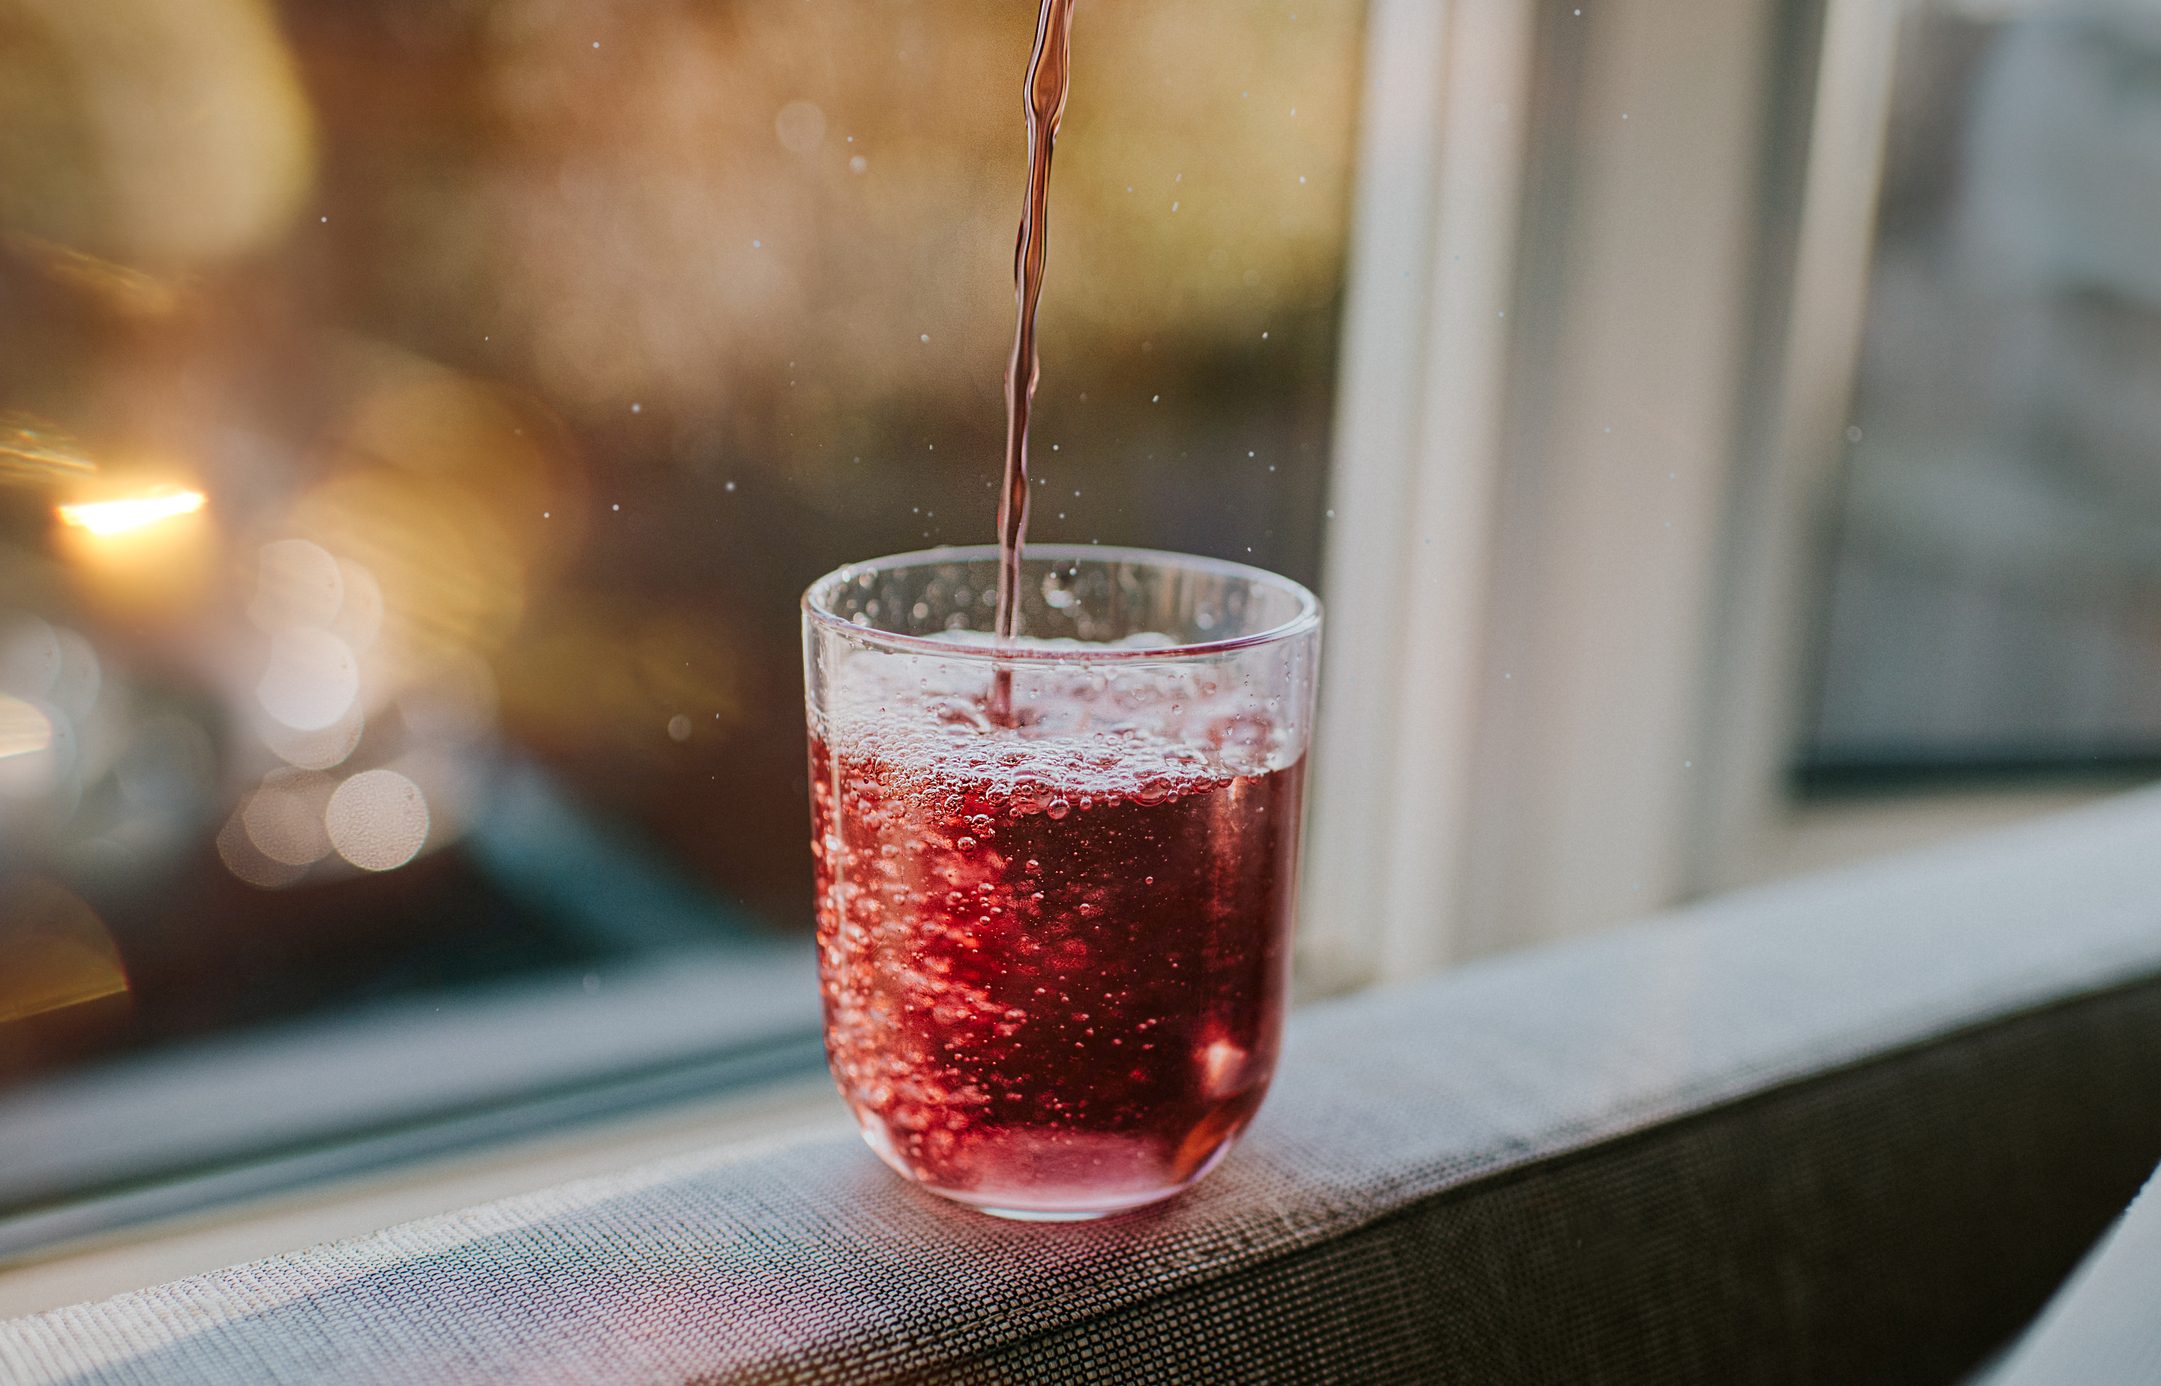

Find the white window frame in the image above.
[
  {"left": 1298, "top": 0, "right": 1541, "bottom": 988},
  {"left": 1301, "top": 0, "right": 2123, "bottom": 988}
]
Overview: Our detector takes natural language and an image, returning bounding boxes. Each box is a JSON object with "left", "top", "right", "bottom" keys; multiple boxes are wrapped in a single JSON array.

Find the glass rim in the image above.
[{"left": 802, "top": 544, "right": 1322, "bottom": 664}]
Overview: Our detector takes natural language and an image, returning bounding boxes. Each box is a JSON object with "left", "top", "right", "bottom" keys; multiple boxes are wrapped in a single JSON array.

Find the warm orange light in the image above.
[
  {"left": 0, "top": 694, "right": 53, "bottom": 760},
  {"left": 56, "top": 482, "right": 217, "bottom": 620},
  {"left": 57, "top": 488, "right": 207, "bottom": 536},
  {"left": 0, "top": 879, "right": 131, "bottom": 1025}
]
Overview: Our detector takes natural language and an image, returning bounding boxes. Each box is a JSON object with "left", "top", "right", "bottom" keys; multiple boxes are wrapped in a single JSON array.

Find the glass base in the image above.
[
  {"left": 972, "top": 1206, "right": 1114, "bottom": 1223},
  {"left": 857, "top": 1119, "right": 1236, "bottom": 1222},
  {"left": 931, "top": 1180, "right": 1196, "bottom": 1221}
]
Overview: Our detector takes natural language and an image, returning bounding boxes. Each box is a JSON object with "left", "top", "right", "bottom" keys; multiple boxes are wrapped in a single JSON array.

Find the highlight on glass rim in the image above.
[{"left": 4, "top": 1, "right": 2161, "bottom": 1380}]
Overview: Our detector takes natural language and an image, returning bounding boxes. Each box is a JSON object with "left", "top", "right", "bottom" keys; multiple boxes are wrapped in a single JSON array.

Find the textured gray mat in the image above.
[{"left": 7, "top": 787, "right": 2161, "bottom": 1384}]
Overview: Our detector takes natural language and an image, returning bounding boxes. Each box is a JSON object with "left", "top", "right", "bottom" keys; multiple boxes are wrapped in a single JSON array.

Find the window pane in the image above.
[
  {"left": 0, "top": 0, "right": 1361, "bottom": 1180},
  {"left": 1804, "top": 5, "right": 2161, "bottom": 784}
]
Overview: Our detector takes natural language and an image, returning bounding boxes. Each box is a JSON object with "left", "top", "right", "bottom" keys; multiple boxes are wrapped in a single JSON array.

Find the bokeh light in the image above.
[
  {"left": 255, "top": 627, "right": 360, "bottom": 733},
  {"left": 216, "top": 805, "right": 307, "bottom": 890},
  {"left": 57, "top": 489, "right": 205, "bottom": 536},
  {"left": 242, "top": 540, "right": 383, "bottom": 773},
  {"left": 241, "top": 767, "right": 336, "bottom": 868},
  {"left": 0, "top": 0, "right": 314, "bottom": 264},
  {"left": 0, "top": 694, "right": 53, "bottom": 762},
  {"left": 257, "top": 701, "right": 366, "bottom": 773},
  {"left": 325, "top": 768, "right": 429, "bottom": 872},
  {"left": 51, "top": 477, "right": 216, "bottom": 620},
  {"left": 0, "top": 877, "right": 129, "bottom": 1024},
  {"left": 0, "top": 695, "right": 68, "bottom": 804}
]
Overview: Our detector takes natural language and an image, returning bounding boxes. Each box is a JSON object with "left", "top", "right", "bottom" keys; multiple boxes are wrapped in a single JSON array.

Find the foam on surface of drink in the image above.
[{"left": 815, "top": 638, "right": 1297, "bottom": 816}]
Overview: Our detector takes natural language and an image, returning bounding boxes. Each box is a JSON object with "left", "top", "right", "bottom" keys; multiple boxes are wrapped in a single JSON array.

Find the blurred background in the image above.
[
  {"left": 5, "top": 0, "right": 2160, "bottom": 1252},
  {"left": 1805, "top": 2, "right": 2161, "bottom": 779},
  {"left": 0, "top": 0, "right": 1357, "bottom": 1100}
]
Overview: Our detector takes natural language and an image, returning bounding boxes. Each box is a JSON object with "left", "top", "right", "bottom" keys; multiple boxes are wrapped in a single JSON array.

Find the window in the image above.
[
  {"left": 1302, "top": 0, "right": 2161, "bottom": 982},
  {"left": 0, "top": 0, "right": 1365, "bottom": 1247},
  {"left": 1803, "top": 3, "right": 2161, "bottom": 788}
]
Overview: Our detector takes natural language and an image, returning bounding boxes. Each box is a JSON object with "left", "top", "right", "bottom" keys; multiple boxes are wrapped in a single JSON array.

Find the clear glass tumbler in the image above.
[{"left": 803, "top": 545, "right": 1320, "bottom": 1219}]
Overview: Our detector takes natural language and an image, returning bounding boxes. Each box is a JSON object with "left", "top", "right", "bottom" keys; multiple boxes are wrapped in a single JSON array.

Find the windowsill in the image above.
[
  {"left": 1751, "top": 784, "right": 2126, "bottom": 887},
  {"left": 0, "top": 1072, "right": 849, "bottom": 1320},
  {"left": 1, "top": 940, "right": 821, "bottom": 1254}
]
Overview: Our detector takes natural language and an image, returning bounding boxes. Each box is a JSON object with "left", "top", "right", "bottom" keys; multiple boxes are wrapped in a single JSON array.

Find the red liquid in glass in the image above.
[{"left": 810, "top": 683, "right": 1301, "bottom": 1217}]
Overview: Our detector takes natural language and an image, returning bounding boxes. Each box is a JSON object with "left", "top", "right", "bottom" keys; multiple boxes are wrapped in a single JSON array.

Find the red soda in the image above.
[{"left": 810, "top": 675, "right": 1302, "bottom": 1218}]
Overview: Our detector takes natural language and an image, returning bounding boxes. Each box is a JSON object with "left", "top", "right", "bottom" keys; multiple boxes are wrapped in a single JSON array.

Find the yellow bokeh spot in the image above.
[
  {"left": 0, "top": 695, "right": 53, "bottom": 761},
  {"left": 0, "top": 0, "right": 315, "bottom": 265},
  {"left": 54, "top": 476, "right": 217, "bottom": 619},
  {"left": 0, "top": 878, "right": 130, "bottom": 1024},
  {"left": 57, "top": 488, "right": 205, "bottom": 536}
]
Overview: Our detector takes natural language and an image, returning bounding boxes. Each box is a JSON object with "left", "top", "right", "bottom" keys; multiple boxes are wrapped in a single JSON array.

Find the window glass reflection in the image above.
[
  {"left": 1808, "top": 4, "right": 2161, "bottom": 782},
  {"left": 0, "top": 1, "right": 1360, "bottom": 1095}
]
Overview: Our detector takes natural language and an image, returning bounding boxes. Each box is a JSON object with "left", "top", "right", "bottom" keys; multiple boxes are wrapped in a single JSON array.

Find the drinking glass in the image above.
[{"left": 803, "top": 545, "right": 1320, "bottom": 1219}]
